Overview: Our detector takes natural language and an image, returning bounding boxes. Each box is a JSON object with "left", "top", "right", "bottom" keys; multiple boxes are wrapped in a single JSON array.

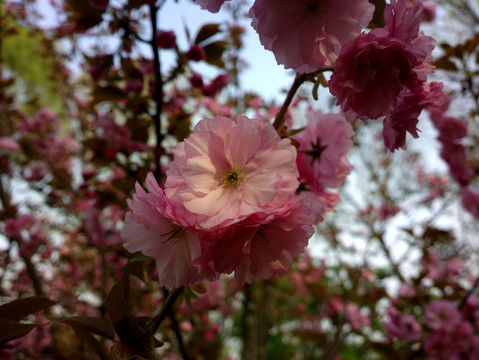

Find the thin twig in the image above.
[
  {"left": 149, "top": 287, "right": 184, "bottom": 334},
  {"left": 273, "top": 73, "right": 307, "bottom": 130}
]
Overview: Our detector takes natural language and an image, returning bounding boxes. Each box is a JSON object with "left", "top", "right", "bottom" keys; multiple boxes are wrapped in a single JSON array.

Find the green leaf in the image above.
[
  {"left": 0, "top": 319, "right": 42, "bottom": 345},
  {"left": 195, "top": 23, "right": 221, "bottom": 45},
  {"left": 0, "top": 296, "right": 56, "bottom": 321}
]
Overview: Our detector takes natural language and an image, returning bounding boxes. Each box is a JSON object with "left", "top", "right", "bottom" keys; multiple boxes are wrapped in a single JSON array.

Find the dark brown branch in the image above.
[{"left": 149, "top": 5, "right": 164, "bottom": 182}]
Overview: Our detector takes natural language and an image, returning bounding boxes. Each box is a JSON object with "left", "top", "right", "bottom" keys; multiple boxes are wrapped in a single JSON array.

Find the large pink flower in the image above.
[
  {"left": 165, "top": 115, "right": 299, "bottom": 233},
  {"left": 121, "top": 173, "right": 217, "bottom": 289},
  {"left": 249, "top": 0, "right": 374, "bottom": 73}
]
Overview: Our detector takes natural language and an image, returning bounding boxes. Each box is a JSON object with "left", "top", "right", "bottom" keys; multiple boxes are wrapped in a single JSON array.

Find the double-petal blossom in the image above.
[
  {"left": 165, "top": 115, "right": 299, "bottom": 233},
  {"left": 249, "top": 0, "right": 374, "bottom": 73}
]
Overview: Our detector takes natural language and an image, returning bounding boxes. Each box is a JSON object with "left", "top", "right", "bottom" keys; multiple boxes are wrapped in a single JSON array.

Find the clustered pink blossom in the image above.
[
  {"left": 385, "top": 307, "right": 421, "bottom": 341},
  {"left": 429, "top": 108, "right": 479, "bottom": 219},
  {"left": 386, "top": 272, "right": 479, "bottom": 360},
  {"left": 292, "top": 112, "right": 354, "bottom": 221},
  {"left": 122, "top": 116, "right": 328, "bottom": 287},
  {"left": 156, "top": 30, "right": 177, "bottom": 49},
  {"left": 330, "top": 0, "right": 444, "bottom": 151},
  {"left": 249, "top": 0, "right": 374, "bottom": 73},
  {"left": 96, "top": 114, "right": 148, "bottom": 157}
]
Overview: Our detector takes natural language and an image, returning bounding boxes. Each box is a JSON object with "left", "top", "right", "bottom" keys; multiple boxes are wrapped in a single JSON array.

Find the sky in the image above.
[{"left": 159, "top": 0, "right": 295, "bottom": 101}]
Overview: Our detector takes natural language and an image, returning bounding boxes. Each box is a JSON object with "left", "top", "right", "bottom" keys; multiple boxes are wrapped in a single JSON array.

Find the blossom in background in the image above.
[
  {"left": 193, "top": 0, "right": 230, "bottom": 13},
  {"left": 165, "top": 115, "right": 299, "bottom": 233},
  {"left": 385, "top": 307, "right": 421, "bottom": 341},
  {"left": 429, "top": 108, "right": 470, "bottom": 187},
  {"left": 121, "top": 173, "right": 217, "bottom": 288},
  {"left": 249, "top": 0, "right": 374, "bottom": 73},
  {"left": 156, "top": 30, "right": 176, "bottom": 49},
  {"left": 425, "top": 299, "right": 461, "bottom": 332},
  {"left": 462, "top": 188, "right": 479, "bottom": 219}
]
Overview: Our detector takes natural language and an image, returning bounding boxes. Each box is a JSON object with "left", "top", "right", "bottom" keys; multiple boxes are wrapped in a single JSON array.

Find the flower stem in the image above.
[
  {"left": 149, "top": 287, "right": 184, "bottom": 334},
  {"left": 273, "top": 73, "right": 308, "bottom": 130}
]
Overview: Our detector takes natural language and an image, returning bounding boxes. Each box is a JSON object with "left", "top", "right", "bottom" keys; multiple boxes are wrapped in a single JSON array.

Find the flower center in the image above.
[
  {"left": 304, "top": 0, "right": 321, "bottom": 17},
  {"left": 161, "top": 224, "right": 185, "bottom": 244},
  {"left": 222, "top": 168, "right": 244, "bottom": 188}
]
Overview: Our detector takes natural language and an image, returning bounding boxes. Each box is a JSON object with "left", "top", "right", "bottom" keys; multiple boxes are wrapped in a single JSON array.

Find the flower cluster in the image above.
[
  {"left": 123, "top": 116, "right": 318, "bottom": 287},
  {"left": 329, "top": 0, "right": 446, "bottom": 151}
]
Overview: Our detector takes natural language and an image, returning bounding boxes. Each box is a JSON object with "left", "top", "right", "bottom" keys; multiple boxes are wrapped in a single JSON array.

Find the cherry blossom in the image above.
[
  {"left": 249, "top": 0, "right": 374, "bottom": 73},
  {"left": 293, "top": 112, "right": 354, "bottom": 190},
  {"left": 165, "top": 115, "right": 299, "bottom": 233},
  {"left": 425, "top": 299, "right": 461, "bottom": 332},
  {"left": 121, "top": 173, "right": 217, "bottom": 288},
  {"left": 203, "top": 195, "right": 314, "bottom": 283}
]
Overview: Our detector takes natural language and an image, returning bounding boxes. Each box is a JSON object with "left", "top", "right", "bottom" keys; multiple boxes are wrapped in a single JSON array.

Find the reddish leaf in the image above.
[
  {"left": 72, "top": 327, "right": 108, "bottom": 360},
  {"left": 203, "top": 40, "right": 228, "bottom": 68},
  {"left": 368, "top": 0, "right": 386, "bottom": 29},
  {"left": 58, "top": 316, "right": 115, "bottom": 340},
  {"left": 105, "top": 272, "right": 130, "bottom": 338},
  {"left": 0, "top": 319, "right": 41, "bottom": 345},
  {"left": 195, "top": 23, "right": 221, "bottom": 45},
  {"left": 91, "top": 86, "right": 125, "bottom": 105},
  {"left": 0, "top": 296, "right": 56, "bottom": 321},
  {"left": 431, "top": 56, "right": 458, "bottom": 71}
]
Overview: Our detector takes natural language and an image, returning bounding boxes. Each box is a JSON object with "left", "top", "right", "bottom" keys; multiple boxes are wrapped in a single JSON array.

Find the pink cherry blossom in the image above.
[
  {"left": 424, "top": 332, "right": 458, "bottom": 360},
  {"left": 206, "top": 196, "right": 314, "bottom": 284},
  {"left": 425, "top": 299, "right": 461, "bottom": 332},
  {"left": 462, "top": 188, "right": 479, "bottom": 219},
  {"left": 330, "top": 32, "right": 423, "bottom": 121},
  {"left": 330, "top": 0, "right": 438, "bottom": 151},
  {"left": 385, "top": 307, "right": 421, "bottom": 341},
  {"left": 0, "top": 136, "right": 19, "bottom": 151},
  {"left": 121, "top": 173, "right": 217, "bottom": 288},
  {"left": 430, "top": 109, "right": 471, "bottom": 187},
  {"left": 249, "top": 0, "right": 374, "bottom": 73},
  {"left": 193, "top": 0, "right": 230, "bottom": 13},
  {"left": 293, "top": 112, "right": 354, "bottom": 191},
  {"left": 383, "top": 82, "right": 449, "bottom": 151},
  {"left": 155, "top": 30, "right": 176, "bottom": 49},
  {"left": 165, "top": 115, "right": 299, "bottom": 233}
]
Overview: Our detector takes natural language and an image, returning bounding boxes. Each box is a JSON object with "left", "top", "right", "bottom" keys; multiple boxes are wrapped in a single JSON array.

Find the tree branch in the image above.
[{"left": 149, "top": 5, "right": 164, "bottom": 182}]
